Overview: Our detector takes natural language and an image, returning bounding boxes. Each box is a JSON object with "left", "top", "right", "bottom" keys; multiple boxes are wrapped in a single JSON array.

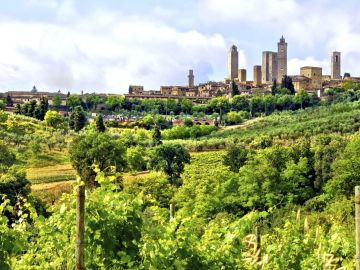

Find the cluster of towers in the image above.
[{"left": 228, "top": 36, "right": 342, "bottom": 89}]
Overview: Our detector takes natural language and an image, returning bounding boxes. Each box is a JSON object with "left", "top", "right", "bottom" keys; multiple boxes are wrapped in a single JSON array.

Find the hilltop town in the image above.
[{"left": 1, "top": 36, "right": 359, "bottom": 110}]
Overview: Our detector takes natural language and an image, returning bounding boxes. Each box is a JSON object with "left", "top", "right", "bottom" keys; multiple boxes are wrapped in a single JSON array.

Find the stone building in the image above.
[
  {"left": 238, "top": 69, "right": 247, "bottom": 83},
  {"left": 277, "top": 36, "right": 288, "bottom": 82},
  {"left": 300, "top": 67, "right": 323, "bottom": 89},
  {"left": 128, "top": 85, "right": 144, "bottom": 95},
  {"left": 228, "top": 45, "right": 239, "bottom": 80},
  {"left": 188, "top": 69, "right": 194, "bottom": 88},
  {"left": 291, "top": 75, "right": 312, "bottom": 92},
  {"left": 262, "top": 51, "right": 278, "bottom": 84},
  {"left": 331, "top": 51, "right": 341, "bottom": 80},
  {"left": 253, "top": 65, "right": 262, "bottom": 87}
]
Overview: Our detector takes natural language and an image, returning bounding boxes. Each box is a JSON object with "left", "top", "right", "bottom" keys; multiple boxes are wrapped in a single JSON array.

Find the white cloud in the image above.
[
  {"left": 288, "top": 57, "right": 329, "bottom": 75},
  {"left": 0, "top": 13, "right": 228, "bottom": 93}
]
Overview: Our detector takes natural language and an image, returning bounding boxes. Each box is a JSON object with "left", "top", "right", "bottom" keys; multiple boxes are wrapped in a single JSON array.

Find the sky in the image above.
[{"left": 0, "top": 0, "right": 360, "bottom": 93}]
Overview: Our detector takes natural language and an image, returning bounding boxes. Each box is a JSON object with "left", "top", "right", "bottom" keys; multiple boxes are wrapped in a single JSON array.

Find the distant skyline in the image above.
[{"left": 0, "top": 0, "right": 359, "bottom": 93}]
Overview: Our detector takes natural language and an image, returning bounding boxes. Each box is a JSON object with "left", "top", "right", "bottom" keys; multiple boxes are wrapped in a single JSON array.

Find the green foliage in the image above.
[
  {"left": 223, "top": 143, "right": 247, "bottom": 172},
  {"left": 95, "top": 114, "right": 106, "bottom": 132},
  {"left": 66, "top": 94, "right": 82, "bottom": 110},
  {"left": 0, "top": 142, "right": 16, "bottom": 170},
  {"left": 69, "top": 131, "right": 127, "bottom": 185},
  {"left": 281, "top": 75, "right": 295, "bottom": 95},
  {"left": 44, "top": 110, "right": 65, "bottom": 129},
  {"left": 51, "top": 95, "right": 61, "bottom": 109},
  {"left": 325, "top": 132, "right": 360, "bottom": 197},
  {"left": 231, "top": 80, "right": 239, "bottom": 97},
  {"left": 224, "top": 111, "right": 247, "bottom": 125},
  {"left": 0, "top": 100, "right": 5, "bottom": 110},
  {"left": 69, "top": 106, "right": 86, "bottom": 132},
  {"left": 162, "top": 125, "right": 217, "bottom": 140},
  {"left": 148, "top": 144, "right": 190, "bottom": 187},
  {"left": 152, "top": 126, "right": 162, "bottom": 146},
  {"left": 126, "top": 146, "right": 146, "bottom": 173}
]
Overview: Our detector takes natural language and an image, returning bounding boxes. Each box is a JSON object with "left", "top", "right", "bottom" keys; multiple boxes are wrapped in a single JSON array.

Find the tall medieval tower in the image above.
[
  {"left": 277, "top": 35, "right": 287, "bottom": 82},
  {"left": 188, "top": 69, "right": 194, "bottom": 87},
  {"left": 262, "top": 51, "right": 278, "bottom": 84},
  {"left": 331, "top": 51, "right": 341, "bottom": 79},
  {"left": 228, "top": 45, "right": 239, "bottom": 80}
]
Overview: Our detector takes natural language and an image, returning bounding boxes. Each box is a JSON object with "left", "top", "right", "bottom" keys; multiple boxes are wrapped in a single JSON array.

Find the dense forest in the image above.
[{"left": 1, "top": 87, "right": 360, "bottom": 268}]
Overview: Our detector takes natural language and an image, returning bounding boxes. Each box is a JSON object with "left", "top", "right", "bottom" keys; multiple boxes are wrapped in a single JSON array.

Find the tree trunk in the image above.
[
  {"left": 75, "top": 184, "right": 85, "bottom": 270},
  {"left": 169, "top": 203, "right": 175, "bottom": 221}
]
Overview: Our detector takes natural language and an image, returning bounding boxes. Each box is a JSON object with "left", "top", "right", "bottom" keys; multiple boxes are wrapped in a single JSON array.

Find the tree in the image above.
[
  {"left": 126, "top": 146, "right": 146, "bottom": 173},
  {"left": 69, "top": 131, "right": 127, "bottom": 186},
  {"left": 34, "top": 97, "right": 49, "bottom": 120},
  {"left": 69, "top": 106, "right": 87, "bottom": 132},
  {"left": 14, "top": 104, "right": 21, "bottom": 114},
  {"left": 31, "top": 85, "right": 38, "bottom": 93},
  {"left": 66, "top": 94, "right": 82, "bottom": 110},
  {"left": 44, "top": 110, "right": 65, "bottom": 129},
  {"left": 180, "top": 99, "right": 192, "bottom": 114},
  {"left": 231, "top": 81, "right": 240, "bottom": 97},
  {"left": 294, "top": 90, "right": 310, "bottom": 109},
  {"left": 104, "top": 96, "right": 124, "bottom": 111},
  {"left": 95, "top": 114, "right": 106, "bottom": 133},
  {"left": 281, "top": 75, "right": 295, "bottom": 95},
  {"left": 271, "top": 79, "right": 277, "bottom": 95},
  {"left": 0, "top": 143, "right": 16, "bottom": 171},
  {"left": 69, "top": 131, "right": 127, "bottom": 269},
  {"left": 0, "top": 100, "right": 5, "bottom": 110},
  {"left": 148, "top": 144, "right": 190, "bottom": 187},
  {"left": 152, "top": 126, "right": 162, "bottom": 146},
  {"left": 52, "top": 95, "right": 61, "bottom": 109},
  {"left": 6, "top": 95, "right": 13, "bottom": 107},
  {"left": 223, "top": 143, "right": 247, "bottom": 172},
  {"left": 231, "top": 95, "right": 249, "bottom": 111}
]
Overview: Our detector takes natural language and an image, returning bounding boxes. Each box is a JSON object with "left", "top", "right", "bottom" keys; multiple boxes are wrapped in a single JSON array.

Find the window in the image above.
[{"left": 335, "top": 55, "right": 338, "bottom": 62}]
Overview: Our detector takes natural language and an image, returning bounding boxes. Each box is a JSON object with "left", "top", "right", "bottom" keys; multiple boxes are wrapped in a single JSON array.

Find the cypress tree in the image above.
[
  {"left": 231, "top": 81, "right": 240, "bottom": 97},
  {"left": 70, "top": 106, "right": 87, "bottom": 132},
  {"left": 95, "top": 114, "right": 106, "bottom": 132},
  {"left": 152, "top": 126, "right": 162, "bottom": 146}
]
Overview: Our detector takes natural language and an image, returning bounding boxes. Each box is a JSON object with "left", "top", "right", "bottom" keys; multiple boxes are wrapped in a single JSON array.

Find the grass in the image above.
[{"left": 27, "top": 163, "right": 76, "bottom": 184}]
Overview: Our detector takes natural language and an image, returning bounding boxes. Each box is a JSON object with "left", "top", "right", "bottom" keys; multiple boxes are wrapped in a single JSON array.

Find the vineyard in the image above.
[{"left": 1, "top": 101, "right": 360, "bottom": 269}]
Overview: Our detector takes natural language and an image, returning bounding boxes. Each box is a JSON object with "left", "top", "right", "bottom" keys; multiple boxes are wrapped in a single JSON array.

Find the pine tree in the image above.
[
  {"left": 231, "top": 81, "right": 240, "bottom": 97},
  {"left": 95, "top": 114, "right": 106, "bottom": 132}
]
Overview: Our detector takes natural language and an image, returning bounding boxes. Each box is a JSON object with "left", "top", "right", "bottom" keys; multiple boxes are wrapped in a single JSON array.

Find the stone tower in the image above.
[
  {"left": 331, "top": 51, "right": 341, "bottom": 79},
  {"left": 262, "top": 51, "right": 278, "bottom": 84},
  {"left": 277, "top": 35, "right": 287, "bottom": 82},
  {"left": 253, "top": 65, "right": 262, "bottom": 87},
  {"left": 238, "top": 69, "right": 247, "bottom": 82},
  {"left": 228, "top": 45, "right": 239, "bottom": 80},
  {"left": 188, "top": 69, "right": 194, "bottom": 87}
]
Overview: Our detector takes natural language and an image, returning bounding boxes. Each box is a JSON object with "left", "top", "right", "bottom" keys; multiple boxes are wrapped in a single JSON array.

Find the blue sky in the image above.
[{"left": 0, "top": 0, "right": 359, "bottom": 93}]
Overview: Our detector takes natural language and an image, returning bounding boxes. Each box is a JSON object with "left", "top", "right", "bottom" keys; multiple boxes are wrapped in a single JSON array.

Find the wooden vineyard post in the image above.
[
  {"left": 170, "top": 203, "right": 175, "bottom": 220},
  {"left": 76, "top": 184, "right": 85, "bottom": 270},
  {"left": 355, "top": 186, "right": 360, "bottom": 270}
]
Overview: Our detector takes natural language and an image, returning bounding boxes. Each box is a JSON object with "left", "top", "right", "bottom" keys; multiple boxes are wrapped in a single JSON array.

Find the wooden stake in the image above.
[
  {"left": 75, "top": 184, "right": 85, "bottom": 270},
  {"left": 170, "top": 203, "right": 175, "bottom": 220},
  {"left": 355, "top": 186, "right": 360, "bottom": 270}
]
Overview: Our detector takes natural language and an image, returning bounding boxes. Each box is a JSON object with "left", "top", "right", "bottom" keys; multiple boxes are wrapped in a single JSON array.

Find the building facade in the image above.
[
  {"left": 262, "top": 51, "right": 278, "bottom": 84},
  {"left": 277, "top": 36, "right": 288, "bottom": 82},
  {"left": 228, "top": 45, "right": 239, "bottom": 80},
  {"left": 331, "top": 51, "right": 341, "bottom": 80},
  {"left": 300, "top": 67, "right": 323, "bottom": 89},
  {"left": 253, "top": 65, "right": 262, "bottom": 87}
]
